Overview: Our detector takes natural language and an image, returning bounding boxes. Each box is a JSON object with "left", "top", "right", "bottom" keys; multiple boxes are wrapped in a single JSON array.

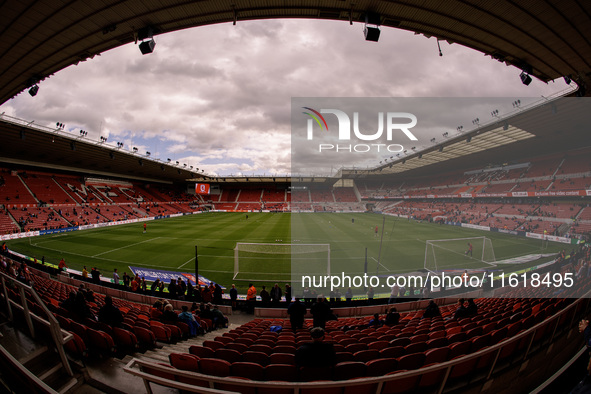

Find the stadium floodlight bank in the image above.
[
  {"left": 234, "top": 242, "right": 330, "bottom": 282},
  {"left": 424, "top": 236, "right": 496, "bottom": 273}
]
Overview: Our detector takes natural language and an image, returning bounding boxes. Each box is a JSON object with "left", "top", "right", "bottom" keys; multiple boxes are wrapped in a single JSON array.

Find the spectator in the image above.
[
  {"left": 162, "top": 304, "right": 178, "bottom": 322},
  {"left": 178, "top": 277, "right": 187, "bottom": 299},
  {"left": 368, "top": 313, "right": 382, "bottom": 328},
  {"left": 285, "top": 284, "right": 292, "bottom": 303},
  {"left": 72, "top": 291, "right": 94, "bottom": 321},
  {"left": 295, "top": 327, "right": 336, "bottom": 368},
  {"left": 270, "top": 283, "right": 282, "bottom": 303},
  {"left": 311, "top": 295, "right": 331, "bottom": 329},
  {"left": 260, "top": 285, "right": 271, "bottom": 305},
  {"left": 385, "top": 307, "right": 400, "bottom": 326},
  {"left": 213, "top": 283, "right": 223, "bottom": 304},
  {"left": 367, "top": 287, "right": 374, "bottom": 304},
  {"left": 288, "top": 298, "right": 307, "bottom": 332},
  {"left": 98, "top": 295, "right": 123, "bottom": 328},
  {"left": 453, "top": 298, "right": 469, "bottom": 320},
  {"left": 113, "top": 268, "right": 120, "bottom": 285},
  {"left": 423, "top": 300, "right": 441, "bottom": 318},
  {"left": 82, "top": 266, "right": 88, "bottom": 279},
  {"left": 579, "top": 317, "right": 591, "bottom": 381},
  {"left": 91, "top": 267, "right": 101, "bottom": 284},
  {"left": 345, "top": 287, "right": 353, "bottom": 305},
  {"left": 211, "top": 305, "right": 228, "bottom": 329},
  {"left": 186, "top": 280, "right": 193, "bottom": 299},
  {"left": 58, "top": 258, "right": 68, "bottom": 271},
  {"left": 150, "top": 300, "right": 164, "bottom": 320},
  {"left": 202, "top": 285, "right": 212, "bottom": 303},
  {"left": 389, "top": 284, "right": 399, "bottom": 304},
  {"left": 122, "top": 272, "right": 130, "bottom": 289},
  {"left": 130, "top": 276, "right": 139, "bottom": 292},
  {"left": 178, "top": 305, "right": 200, "bottom": 337},
  {"left": 466, "top": 298, "right": 478, "bottom": 316},
  {"left": 140, "top": 277, "right": 147, "bottom": 293},
  {"left": 168, "top": 279, "right": 178, "bottom": 299},
  {"left": 246, "top": 283, "right": 257, "bottom": 314},
  {"left": 230, "top": 284, "right": 238, "bottom": 310}
]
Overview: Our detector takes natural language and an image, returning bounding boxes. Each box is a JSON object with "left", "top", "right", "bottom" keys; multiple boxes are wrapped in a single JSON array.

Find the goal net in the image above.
[
  {"left": 424, "top": 236, "right": 496, "bottom": 273},
  {"left": 233, "top": 243, "right": 330, "bottom": 282}
]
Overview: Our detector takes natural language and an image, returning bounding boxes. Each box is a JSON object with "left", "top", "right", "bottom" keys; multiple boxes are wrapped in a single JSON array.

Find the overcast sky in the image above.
[{"left": 0, "top": 19, "right": 573, "bottom": 177}]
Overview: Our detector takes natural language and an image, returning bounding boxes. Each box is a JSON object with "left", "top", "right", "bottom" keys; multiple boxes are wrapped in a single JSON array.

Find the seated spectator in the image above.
[
  {"left": 453, "top": 298, "right": 469, "bottom": 320},
  {"left": 295, "top": 327, "right": 336, "bottom": 368},
  {"left": 211, "top": 304, "right": 228, "bottom": 329},
  {"left": 368, "top": 313, "right": 382, "bottom": 328},
  {"left": 162, "top": 303, "right": 178, "bottom": 322},
  {"left": 98, "top": 295, "right": 123, "bottom": 328},
  {"left": 423, "top": 300, "right": 441, "bottom": 318},
  {"left": 178, "top": 305, "right": 201, "bottom": 336},
  {"left": 72, "top": 291, "right": 94, "bottom": 321},
  {"left": 60, "top": 291, "right": 77, "bottom": 312},
  {"left": 150, "top": 300, "right": 164, "bottom": 320},
  {"left": 385, "top": 307, "right": 400, "bottom": 326},
  {"left": 466, "top": 298, "right": 478, "bottom": 316}
]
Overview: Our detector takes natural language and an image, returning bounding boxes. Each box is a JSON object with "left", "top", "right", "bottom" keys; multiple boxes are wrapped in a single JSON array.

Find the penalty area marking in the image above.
[
  {"left": 371, "top": 256, "right": 391, "bottom": 272},
  {"left": 178, "top": 257, "right": 195, "bottom": 269}
]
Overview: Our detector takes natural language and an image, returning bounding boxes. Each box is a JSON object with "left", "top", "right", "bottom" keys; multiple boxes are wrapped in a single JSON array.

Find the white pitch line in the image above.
[
  {"left": 178, "top": 257, "right": 195, "bottom": 269},
  {"left": 370, "top": 256, "right": 391, "bottom": 272},
  {"left": 92, "top": 237, "right": 162, "bottom": 257}
]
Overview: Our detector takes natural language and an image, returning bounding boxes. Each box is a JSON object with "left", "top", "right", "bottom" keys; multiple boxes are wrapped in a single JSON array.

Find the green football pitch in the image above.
[{"left": 5, "top": 212, "right": 563, "bottom": 293}]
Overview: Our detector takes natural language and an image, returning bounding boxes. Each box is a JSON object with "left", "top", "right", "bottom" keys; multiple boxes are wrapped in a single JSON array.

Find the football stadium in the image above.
[{"left": 0, "top": 2, "right": 590, "bottom": 394}]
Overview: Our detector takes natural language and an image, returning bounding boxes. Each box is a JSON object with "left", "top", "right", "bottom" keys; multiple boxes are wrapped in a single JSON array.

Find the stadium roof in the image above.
[
  {"left": 342, "top": 96, "right": 591, "bottom": 180},
  {"left": 0, "top": 114, "right": 204, "bottom": 184},
  {"left": 1, "top": 0, "right": 590, "bottom": 107}
]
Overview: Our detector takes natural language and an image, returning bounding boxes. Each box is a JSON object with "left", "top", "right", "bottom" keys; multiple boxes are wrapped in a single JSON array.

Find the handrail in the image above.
[
  {"left": 124, "top": 289, "right": 591, "bottom": 394},
  {"left": 0, "top": 342, "right": 59, "bottom": 394},
  {"left": 0, "top": 270, "right": 74, "bottom": 376}
]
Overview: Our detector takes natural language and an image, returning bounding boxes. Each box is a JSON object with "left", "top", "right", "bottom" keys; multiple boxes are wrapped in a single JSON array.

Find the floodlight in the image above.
[
  {"left": 520, "top": 71, "right": 532, "bottom": 86},
  {"left": 139, "top": 39, "right": 155, "bottom": 55},
  {"left": 28, "top": 85, "right": 39, "bottom": 97}
]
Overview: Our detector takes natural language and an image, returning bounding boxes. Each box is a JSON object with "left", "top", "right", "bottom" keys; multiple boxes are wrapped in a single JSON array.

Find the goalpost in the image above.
[
  {"left": 424, "top": 236, "right": 496, "bottom": 273},
  {"left": 233, "top": 242, "right": 330, "bottom": 282}
]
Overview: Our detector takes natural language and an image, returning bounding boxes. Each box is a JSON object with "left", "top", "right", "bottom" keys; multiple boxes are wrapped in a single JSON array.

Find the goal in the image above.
[
  {"left": 424, "top": 236, "right": 496, "bottom": 273},
  {"left": 233, "top": 243, "right": 330, "bottom": 282}
]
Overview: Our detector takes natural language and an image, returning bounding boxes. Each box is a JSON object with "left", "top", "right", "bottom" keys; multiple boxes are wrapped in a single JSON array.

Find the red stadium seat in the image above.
[
  {"left": 269, "top": 353, "right": 295, "bottom": 365},
  {"left": 151, "top": 325, "right": 171, "bottom": 343},
  {"left": 380, "top": 346, "right": 405, "bottom": 359},
  {"left": 200, "top": 358, "right": 231, "bottom": 377},
  {"left": 190, "top": 345, "right": 216, "bottom": 358},
  {"left": 333, "top": 361, "right": 366, "bottom": 380},
  {"left": 265, "top": 364, "right": 298, "bottom": 381},
  {"left": 231, "top": 361, "right": 265, "bottom": 381},
  {"left": 382, "top": 371, "right": 420, "bottom": 393},
  {"left": 133, "top": 326, "right": 157, "bottom": 347},
  {"left": 203, "top": 340, "right": 225, "bottom": 350},
  {"left": 242, "top": 351, "right": 269, "bottom": 366},
  {"left": 353, "top": 349, "right": 380, "bottom": 363},
  {"left": 169, "top": 353, "right": 199, "bottom": 372},
  {"left": 226, "top": 342, "right": 249, "bottom": 353},
  {"left": 396, "top": 352, "right": 425, "bottom": 371},
  {"left": 424, "top": 347, "right": 449, "bottom": 365},
  {"left": 215, "top": 348, "right": 242, "bottom": 364},
  {"left": 112, "top": 327, "right": 138, "bottom": 350},
  {"left": 365, "top": 358, "right": 397, "bottom": 376},
  {"left": 404, "top": 342, "right": 427, "bottom": 355},
  {"left": 86, "top": 329, "right": 116, "bottom": 354}
]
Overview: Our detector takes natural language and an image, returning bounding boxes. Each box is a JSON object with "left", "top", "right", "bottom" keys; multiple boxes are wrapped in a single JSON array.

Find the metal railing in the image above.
[
  {"left": 124, "top": 291, "right": 591, "bottom": 394},
  {"left": 0, "top": 270, "right": 74, "bottom": 377}
]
